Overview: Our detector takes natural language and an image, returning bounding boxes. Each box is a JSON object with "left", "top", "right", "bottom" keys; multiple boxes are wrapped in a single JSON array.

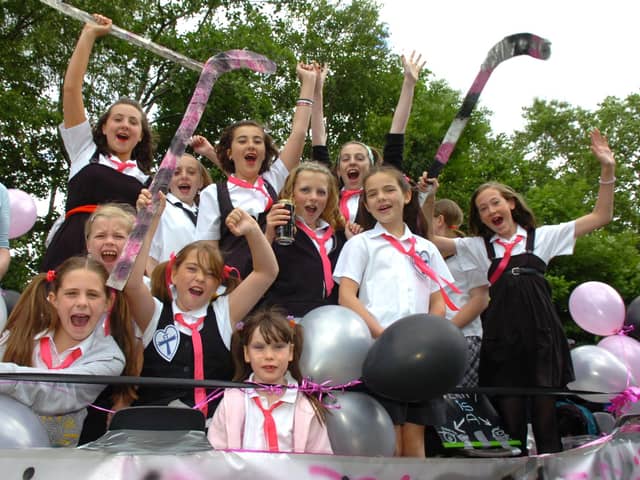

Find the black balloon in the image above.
[
  {"left": 2, "top": 289, "right": 20, "bottom": 317},
  {"left": 625, "top": 296, "right": 640, "bottom": 341},
  {"left": 362, "top": 313, "right": 468, "bottom": 402}
]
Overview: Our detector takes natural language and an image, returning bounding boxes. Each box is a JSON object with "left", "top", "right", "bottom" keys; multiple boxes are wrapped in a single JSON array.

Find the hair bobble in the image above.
[
  {"left": 46, "top": 270, "right": 56, "bottom": 283},
  {"left": 287, "top": 315, "right": 296, "bottom": 329},
  {"left": 235, "top": 321, "right": 245, "bottom": 331},
  {"left": 222, "top": 265, "right": 241, "bottom": 281}
]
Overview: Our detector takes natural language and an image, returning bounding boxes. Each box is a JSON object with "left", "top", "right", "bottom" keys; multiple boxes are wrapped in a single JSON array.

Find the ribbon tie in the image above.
[
  {"left": 109, "top": 156, "right": 138, "bottom": 173},
  {"left": 295, "top": 220, "right": 335, "bottom": 296},
  {"left": 174, "top": 313, "right": 207, "bottom": 416},
  {"left": 339, "top": 189, "right": 362, "bottom": 222},
  {"left": 39, "top": 337, "right": 82, "bottom": 370},
  {"left": 252, "top": 396, "right": 284, "bottom": 452},
  {"left": 169, "top": 200, "right": 197, "bottom": 226},
  {"left": 381, "top": 233, "right": 460, "bottom": 311},
  {"left": 489, "top": 235, "right": 524, "bottom": 284},
  {"left": 227, "top": 176, "right": 273, "bottom": 212}
]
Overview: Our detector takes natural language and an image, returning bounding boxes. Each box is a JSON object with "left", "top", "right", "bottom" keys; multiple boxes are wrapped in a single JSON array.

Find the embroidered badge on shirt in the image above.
[
  {"left": 153, "top": 324, "right": 180, "bottom": 362},
  {"left": 412, "top": 250, "right": 431, "bottom": 279}
]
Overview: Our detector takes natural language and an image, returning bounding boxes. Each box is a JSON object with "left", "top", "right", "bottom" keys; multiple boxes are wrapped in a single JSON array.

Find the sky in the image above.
[{"left": 378, "top": 0, "right": 640, "bottom": 134}]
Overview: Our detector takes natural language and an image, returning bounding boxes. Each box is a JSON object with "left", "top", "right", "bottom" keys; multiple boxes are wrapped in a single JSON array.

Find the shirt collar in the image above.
[
  {"left": 171, "top": 299, "right": 208, "bottom": 322},
  {"left": 489, "top": 224, "right": 528, "bottom": 244},
  {"left": 37, "top": 329, "right": 96, "bottom": 356},
  {"left": 246, "top": 371, "right": 299, "bottom": 404},
  {"left": 166, "top": 192, "right": 197, "bottom": 211},
  {"left": 370, "top": 222, "right": 412, "bottom": 240},
  {"left": 295, "top": 216, "right": 330, "bottom": 232}
]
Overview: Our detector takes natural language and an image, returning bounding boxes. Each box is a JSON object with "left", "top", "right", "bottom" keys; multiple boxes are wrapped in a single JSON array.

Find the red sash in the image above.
[
  {"left": 295, "top": 220, "right": 335, "bottom": 296},
  {"left": 489, "top": 235, "right": 524, "bottom": 284},
  {"left": 339, "top": 189, "right": 362, "bottom": 222},
  {"left": 39, "top": 337, "right": 82, "bottom": 370},
  {"left": 227, "top": 176, "right": 274, "bottom": 211},
  {"left": 252, "top": 396, "right": 284, "bottom": 452},
  {"left": 174, "top": 313, "right": 207, "bottom": 416}
]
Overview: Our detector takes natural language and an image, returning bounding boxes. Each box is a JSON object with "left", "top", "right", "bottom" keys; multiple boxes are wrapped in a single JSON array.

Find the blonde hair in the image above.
[
  {"left": 84, "top": 203, "right": 136, "bottom": 240},
  {"left": 280, "top": 162, "right": 346, "bottom": 231}
]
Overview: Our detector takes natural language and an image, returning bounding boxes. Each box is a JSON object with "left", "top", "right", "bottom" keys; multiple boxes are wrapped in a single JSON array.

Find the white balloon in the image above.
[
  {"left": 299, "top": 305, "right": 373, "bottom": 385},
  {"left": 0, "top": 290, "right": 6, "bottom": 333},
  {"left": 0, "top": 394, "right": 50, "bottom": 448},
  {"left": 568, "top": 345, "right": 635, "bottom": 403}
]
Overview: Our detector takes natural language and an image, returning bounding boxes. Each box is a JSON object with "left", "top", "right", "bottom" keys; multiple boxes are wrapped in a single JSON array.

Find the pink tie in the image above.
[
  {"left": 109, "top": 156, "right": 138, "bottom": 172},
  {"left": 489, "top": 235, "right": 524, "bottom": 284},
  {"left": 381, "top": 233, "right": 460, "bottom": 311},
  {"left": 295, "top": 220, "right": 335, "bottom": 296},
  {"left": 252, "top": 396, "right": 284, "bottom": 452},
  {"left": 227, "top": 176, "right": 274, "bottom": 211},
  {"left": 174, "top": 313, "right": 207, "bottom": 416},
  {"left": 339, "top": 189, "right": 362, "bottom": 222},
  {"left": 39, "top": 337, "right": 82, "bottom": 369}
]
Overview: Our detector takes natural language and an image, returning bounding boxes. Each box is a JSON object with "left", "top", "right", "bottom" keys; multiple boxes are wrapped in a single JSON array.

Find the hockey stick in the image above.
[
  {"left": 107, "top": 50, "right": 277, "bottom": 290},
  {"left": 427, "top": 33, "right": 551, "bottom": 178},
  {"left": 39, "top": 0, "right": 204, "bottom": 72}
]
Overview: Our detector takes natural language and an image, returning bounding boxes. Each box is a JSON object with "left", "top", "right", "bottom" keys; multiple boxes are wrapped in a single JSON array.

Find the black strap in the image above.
[{"left": 169, "top": 200, "right": 197, "bottom": 226}]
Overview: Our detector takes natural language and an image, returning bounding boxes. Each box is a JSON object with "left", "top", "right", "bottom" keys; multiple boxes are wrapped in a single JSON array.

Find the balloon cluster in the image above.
[
  {"left": 298, "top": 306, "right": 467, "bottom": 455},
  {"left": 568, "top": 282, "right": 640, "bottom": 406}
]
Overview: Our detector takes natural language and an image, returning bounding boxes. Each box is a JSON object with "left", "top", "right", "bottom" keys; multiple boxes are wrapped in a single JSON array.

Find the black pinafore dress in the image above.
[{"left": 478, "top": 229, "right": 574, "bottom": 388}]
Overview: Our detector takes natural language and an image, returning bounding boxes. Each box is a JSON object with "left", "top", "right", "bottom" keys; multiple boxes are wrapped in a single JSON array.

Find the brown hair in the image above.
[
  {"left": 469, "top": 182, "right": 536, "bottom": 238},
  {"left": 215, "top": 120, "right": 279, "bottom": 175},
  {"left": 2, "top": 256, "right": 140, "bottom": 405},
  {"left": 151, "top": 241, "right": 240, "bottom": 302},
  {"left": 92, "top": 97, "right": 155, "bottom": 174},
  {"left": 336, "top": 141, "right": 383, "bottom": 188},
  {"left": 231, "top": 307, "right": 327, "bottom": 423},
  {"left": 280, "top": 161, "right": 345, "bottom": 231},
  {"left": 434, "top": 199, "right": 465, "bottom": 238},
  {"left": 357, "top": 166, "right": 429, "bottom": 237}
]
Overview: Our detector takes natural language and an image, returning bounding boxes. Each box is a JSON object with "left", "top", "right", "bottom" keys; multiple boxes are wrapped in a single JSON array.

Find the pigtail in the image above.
[
  {"left": 150, "top": 260, "right": 172, "bottom": 302},
  {"left": 2, "top": 274, "right": 54, "bottom": 365},
  {"left": 107, "top": 290, "right": 141, "bottom": 406}
]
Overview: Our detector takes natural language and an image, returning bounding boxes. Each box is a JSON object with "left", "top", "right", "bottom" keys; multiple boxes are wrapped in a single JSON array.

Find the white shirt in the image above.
[
  {"left": 0, "top": 328, "right": 124, "bottom": 447},
  {"left": 142, "top": 294, "right": 233, "bottom": 350},
  {"left": 195, "top": 159, "right": 289, "bottom": 241},
  {"left": 296, "top": 217, "right": 334, "bottom": 253},
  {"left": 150, "top": 192, "right": 198, "bottom": 263},
  {"left": 454, "top": 222, "right": 576, "bottom": 274},
  {"left": 444, "top": 254, "right": 487, "bottom": 338},
  {"left": 59, "top": 119, "right": 149, "bottom": 184},
  {"left": 242, "top": 372, "right": 297, "bottom": 452},
  {"left": 334, "top": 223, "right": 453, "bottom": 328}
]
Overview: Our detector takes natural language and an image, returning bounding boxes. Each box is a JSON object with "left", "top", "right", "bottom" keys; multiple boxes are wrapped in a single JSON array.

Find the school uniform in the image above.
[
  {"left": 262, "top": 218, "right": 347, "bottom": 318},
  {"left": 195, "top": 160, "right": 288, "bottom": 278},
  {"left": 41, "top": 119, "right": 149, "bottom": 271},
  {"left": 0, "top": 328, "right": 125, "bottom": 447},
  {"left": 149, "top": 192, "right": 198, "bottom": 264},
  {"left": 208, "top": 373, "right": 332, "bottom": 454},
  {"left": 454, "top": 223, "right": 576, "bottom": 388},
  {"left": 135, "top": 295, "right": 234, "bottom": 417},
  {"left": 333, "top": 222, "right": 452, "bottom": 425},
  {"left": 444, "top": 254, "right": 487, "bottom": 388}
]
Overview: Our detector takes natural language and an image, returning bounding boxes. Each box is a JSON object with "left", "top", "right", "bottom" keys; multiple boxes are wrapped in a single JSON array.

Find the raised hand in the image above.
[
  {"left": 590, "top": 129, "right": 616, "bottom": 169},
  {"left": 225, "top": 208, "right": 260, "bottom": 238},
  {"left": 401, "top": 50, "right": 426, "bottom": 85},
  {"left": 85, "top": 13, "right": 112, "bottom": 38}
]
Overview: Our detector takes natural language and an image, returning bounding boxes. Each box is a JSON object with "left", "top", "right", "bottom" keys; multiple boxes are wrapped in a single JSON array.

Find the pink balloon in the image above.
[
  {"left": 7, "top": 189, "right": 37, "bottom": 239},
  {"left": 569, "top": 281, "right": 625, "bottom": 336},
  {"left": 598, "top": 335, "right": 640, "bottom": 386}
]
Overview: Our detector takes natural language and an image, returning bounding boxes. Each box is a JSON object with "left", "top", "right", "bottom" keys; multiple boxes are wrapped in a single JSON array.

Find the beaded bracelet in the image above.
[{"left": 599, "top": 176, "right": 616, "bottom": 185}]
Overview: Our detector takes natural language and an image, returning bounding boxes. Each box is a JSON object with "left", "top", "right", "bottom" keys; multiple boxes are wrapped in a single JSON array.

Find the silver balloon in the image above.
[
  {"left": 568, "top": 345, "right": 635, "bottom": 403},
  {"left": 326, "top": 392, "right": 395, "bottom": 456},
  {"left": 0, "top": 394, "right": 50, "bottom": 448},
  {"left": 0, "top": 292, "right": 6, "bottom": 333},
  {"left": 299, "top": 305, "right": 373, "bottom": 385}
]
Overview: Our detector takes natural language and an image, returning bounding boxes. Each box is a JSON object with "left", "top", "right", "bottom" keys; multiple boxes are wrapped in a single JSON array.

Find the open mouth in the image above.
[
  {"left": 116, "top": 132, "right": 130, "bottom": 141},
  {"left": 491, "top": 216, "right": 504, "bottom": 227},
  {"left": 101, "top": 250, "right": 119, "bottom": 263},
  {"left": 178, "top": 183, "right": 192, "bottom": 195},
  {"left": 304, "top": 205, "right": 318, "bottom": 215},
  {"left": 188, "top": 286, "right": 204, "bottom": 297},
  {"left": 347, "top": 168, "right": 359, "bottom": 180},
  {"left": 377, "top": 204, "right": 392, "bottom": 213},
  {"left": 70, "top": 314, "right": 90, "bottom": 328}
]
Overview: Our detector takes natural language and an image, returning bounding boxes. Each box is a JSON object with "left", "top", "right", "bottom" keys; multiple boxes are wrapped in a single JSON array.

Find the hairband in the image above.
[{"left": 222, "top": 265, "right": 241, "bottom": 281}]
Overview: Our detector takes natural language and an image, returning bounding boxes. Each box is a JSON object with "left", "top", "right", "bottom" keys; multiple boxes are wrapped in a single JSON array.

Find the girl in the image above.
[
  {"left": 80, "top": 203, "right": 142, "bottom": 443},
  {"left": 194, "top": 63, "right": 317, "bottom": 278},
  {"left": 423, "top": 189, "right": 489, "bottom": 388},
  {"left": 41, "top": 13, "right": 154, "bottom": 272},
  {"left": 0, "top": 256, "right": 125, "bottom": 447},
  {"left": 334, "top": 166, "right": 453, "bottom": 458},
  {"left": 262, "top": 162, "right": 347, "bottom": 317},
  {"left": 311, "top": 52, "right": 426, "bottom": 227},
  {"left": 125, "top": 189, "right": 278, "bottom": 418},
  {"left": 431, "top": 129, "right": 616, "bottom": 454},
  {"left": 148, "top": 153, "right": 213, "bottom": 274},
  {"left": 208, "top": 307, "right": 332, "bottom": 454}
]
